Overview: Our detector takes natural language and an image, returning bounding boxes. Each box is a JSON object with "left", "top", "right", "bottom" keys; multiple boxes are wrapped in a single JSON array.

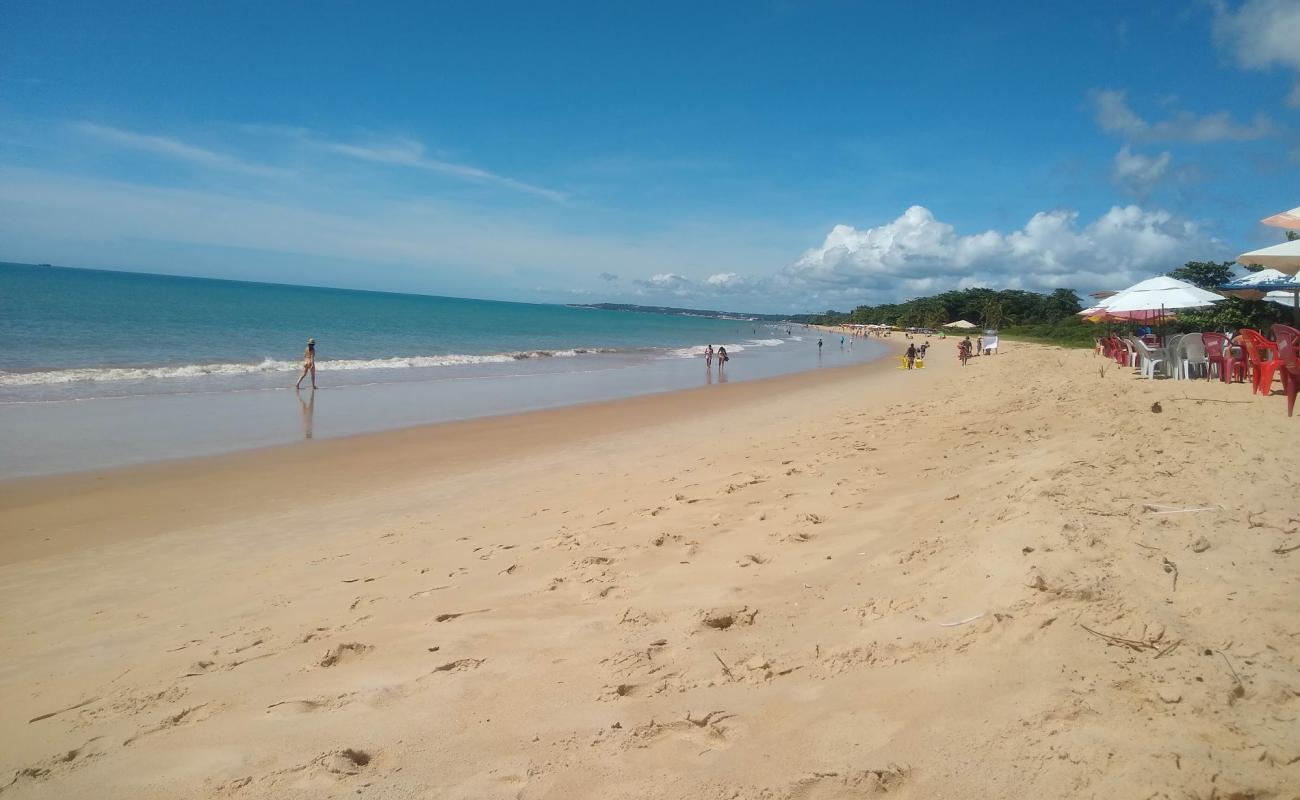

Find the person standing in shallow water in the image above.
[
  {"left": 705, "top": 344, "right": 714, "bottom": 367},
  {"left": 296, "top": 338, "right": 317, "bottom": 389}
]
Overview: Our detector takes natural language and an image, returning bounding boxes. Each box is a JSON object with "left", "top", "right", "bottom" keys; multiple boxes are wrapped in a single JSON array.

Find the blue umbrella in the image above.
[{"left": 1217, "top": 269, "right": 1300, "bottom": 310}]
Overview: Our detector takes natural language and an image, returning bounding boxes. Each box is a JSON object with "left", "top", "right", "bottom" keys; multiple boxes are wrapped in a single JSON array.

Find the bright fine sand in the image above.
[{"left": 2, "top": 342, "right": 1298, "bottom": 799}]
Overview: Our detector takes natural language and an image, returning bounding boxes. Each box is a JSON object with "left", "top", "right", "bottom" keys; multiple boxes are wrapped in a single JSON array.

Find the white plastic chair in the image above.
[
  {"left": 1177, "top": 334, "right": 1208, "bottom": 380},
  {"left": 1162, "top": 334, "right": 1185, "bottom": 377},
  {"left": 1131, "top": 338, "right": 1166, "bottom": 378}
]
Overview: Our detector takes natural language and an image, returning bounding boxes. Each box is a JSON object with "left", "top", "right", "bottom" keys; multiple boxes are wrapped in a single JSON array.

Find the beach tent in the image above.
[
  {"left": 1096, "top": 276, "right": 1223, "bottom": 314},
  {"left": 1237, "top": 239, "right": 1300, "bottom": 276},
  {"left": 943, "top": 320, "right": 977, "bottom": 329},
  {"left": 1260, "top": 205, "right": 1300, "bottom": 231}
]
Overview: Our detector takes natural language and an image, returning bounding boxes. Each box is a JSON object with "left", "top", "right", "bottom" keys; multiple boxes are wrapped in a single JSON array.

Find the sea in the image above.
[{"left": 0, "top": 262, "right": 886, "bottom": 477}]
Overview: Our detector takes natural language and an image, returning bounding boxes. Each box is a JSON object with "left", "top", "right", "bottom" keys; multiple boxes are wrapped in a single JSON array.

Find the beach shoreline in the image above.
[
  {"left": 2, "top": 340, "right": 1296, "bottom": 799},
  {"left": 0, "top": 325, "right": 881, "bottom": 480},
  {"left": 0, "top": 343, "right": 904, "bottom": 565}
]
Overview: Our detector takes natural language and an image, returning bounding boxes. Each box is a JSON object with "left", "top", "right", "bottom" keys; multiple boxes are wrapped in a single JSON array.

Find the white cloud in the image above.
[
  {"left": 704, "top": 272, "right": 759, "bottom": 292},
  {"left": 1212, "top": 0, "right": 1300, "bottom": 106},
  {"left": 633, "top": 273, "right": 694, "bottom": 295},
  {"left": 783, "top": 204, "right": 1222, "bottom": 303},
  {"left": 1111, "top": 145, "right": 1172, "bottom": 196},
  {"left": 241, "top": 124, "right": 566, "bottom": 202},
  {"left": 73, "top": 122, "right": 287, "bottom": 177},
  {"left": 322, "top": 137, "right": 567, "bottom": 202},
  {"left": 75, "top": 121, "right": 561, "bottom": 201},
  {"left": 1091, "top": 89, "right": 1276, "bottom": 141}
]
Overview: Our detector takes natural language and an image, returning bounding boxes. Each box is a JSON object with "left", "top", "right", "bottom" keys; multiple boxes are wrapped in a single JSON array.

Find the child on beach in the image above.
[{"left": 295, "top": 338, "right": 317, "bottom": 389}]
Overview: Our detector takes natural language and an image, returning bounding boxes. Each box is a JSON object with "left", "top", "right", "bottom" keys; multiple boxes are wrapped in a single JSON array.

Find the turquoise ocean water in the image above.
[
  {"left": 0, "top": 262, "right": 886, "bottom": 477},
  {"left": 0, "top": 263, "right": 790, "bottom": 401}
]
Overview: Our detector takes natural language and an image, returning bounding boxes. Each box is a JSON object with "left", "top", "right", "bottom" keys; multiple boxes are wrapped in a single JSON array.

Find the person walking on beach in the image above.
[
  {"left": 296, "top": 338, "right": 317, "bottom": 389},
  {"left": 717, "top": 346, "right": 729, "bottom": 367},
  {"left": 817, "top": 338, "right": 823, "bottom": 352},
  {"left": 905, "top": 343, "right": 917, "bottom": 369},
  {"left": 705, "top": 344, "right": 714, "bottom": 367}
]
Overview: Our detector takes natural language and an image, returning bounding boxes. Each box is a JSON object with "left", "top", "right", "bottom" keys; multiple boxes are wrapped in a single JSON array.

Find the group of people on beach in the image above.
[
  {"left": 904, "top": 341, "right": 929, "bottom": 369},
  {"left": 958, "top": 335, "right": 988, "bottom": 365},
  {"left": 703, "top": 344, "right": 729, "bottom": 368}
]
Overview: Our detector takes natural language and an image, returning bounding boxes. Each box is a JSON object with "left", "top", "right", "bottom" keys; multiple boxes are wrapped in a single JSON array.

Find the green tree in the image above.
[
  {"left": 1167, "top": 261, "right": 1234, "bottom": 289},
  {"left": 980, "top": 298, "right": 1003, "bottom": 329},
  {"left": 1041, "top": 288, "right": 1082, "bottom": 322},
  {"left": 1175, "top": 297, "right": 1289, "bottom": 332}
]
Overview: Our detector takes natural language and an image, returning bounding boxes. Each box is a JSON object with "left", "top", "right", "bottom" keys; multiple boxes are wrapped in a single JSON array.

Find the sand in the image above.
[{"left": 1, "top": 341, "right": 1297, "bottom": 799}]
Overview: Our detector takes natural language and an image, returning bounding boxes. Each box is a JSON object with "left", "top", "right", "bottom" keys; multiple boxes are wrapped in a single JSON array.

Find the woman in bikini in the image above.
[{"left": 296, "top": 338, "right": 317, "bottom": 389}]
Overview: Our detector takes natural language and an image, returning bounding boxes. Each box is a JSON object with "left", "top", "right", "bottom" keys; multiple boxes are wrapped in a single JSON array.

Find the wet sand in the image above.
[{"left": 1, "top": 341, "right": 1297, "bottom": 798}]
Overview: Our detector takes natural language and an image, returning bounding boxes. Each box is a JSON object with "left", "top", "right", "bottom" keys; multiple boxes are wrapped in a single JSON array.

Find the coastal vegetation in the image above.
[{"left": 800, "top": 261, "right": 1296, "bottom": 349}]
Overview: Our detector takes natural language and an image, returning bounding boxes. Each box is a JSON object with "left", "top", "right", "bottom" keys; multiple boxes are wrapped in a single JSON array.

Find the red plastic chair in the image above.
[
  {"left": 1272, "top": 324, "right": 1300, "bottom": 417},
  {"left": 1237, "top": 329, "right": 1284, "bottom": 396},
  {"left": 1202, "top": 333, "right": 1244, "bottom": 383},
  {"left": 1109, "top": 335, "right": 1124, "bottom": 365}
]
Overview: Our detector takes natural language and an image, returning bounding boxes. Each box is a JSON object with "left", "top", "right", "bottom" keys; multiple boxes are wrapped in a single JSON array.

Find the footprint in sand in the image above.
[
  {"left": 434, "top": 608, "right": 490, "bottom": 623},
  {"left": 2, "top": 737, "right": 105, "bottom": 792},
  {"left": 785, "top": 766, "right": 910, "bottom": 800},
  {"left": 123, "top": 703, "right": 217, "bottom": 746},
  {"left": 317, "top": 642, "right": 370, "bottom": 668},
  {"left": 431, "top": 658, "right": 485, "bottom": 673},
  {"left": 264, "top": 696, "right": 349, "bottom": 716},
  {"left": 700, "top": 607, "right": 758, "bottom": 631},
  {"left": 321, "top": 748, "right": 372, "bottom": 775}
]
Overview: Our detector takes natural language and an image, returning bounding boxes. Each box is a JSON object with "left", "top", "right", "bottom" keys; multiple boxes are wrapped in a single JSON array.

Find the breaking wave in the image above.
[{"left": 0, "top": 349, "right": 614, "bottom": 387}]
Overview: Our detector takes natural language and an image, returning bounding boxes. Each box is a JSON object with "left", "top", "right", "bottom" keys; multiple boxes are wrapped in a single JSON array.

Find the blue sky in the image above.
[{"left": 2, "top": 0, "right": 1297, "bottom": 313}]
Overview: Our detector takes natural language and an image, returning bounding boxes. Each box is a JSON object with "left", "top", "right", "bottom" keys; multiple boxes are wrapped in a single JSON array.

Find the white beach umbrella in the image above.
[
  {"left": 1237, "top": 238, "right": 1300, "bottom": 276},
  {"left": 1096, "top": 275, "right": 1223, "bottom": 314},
  {"left": 943, "top": 319, "right": 977, "bottom": 329},
  {"left": 1260, "top": 206, "right": 1300, "bottom": 231},
  {"left": 1265, "top": 290, "right": 1300, "bottom": 308}
]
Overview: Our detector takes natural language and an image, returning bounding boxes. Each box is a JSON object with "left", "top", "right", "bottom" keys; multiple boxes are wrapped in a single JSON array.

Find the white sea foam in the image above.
[
  {"left": 665, "top": 342, "right": 761, "bottom": 359},
  {"left": 0, "top": 349, "right": 605, "bottom": 387}
]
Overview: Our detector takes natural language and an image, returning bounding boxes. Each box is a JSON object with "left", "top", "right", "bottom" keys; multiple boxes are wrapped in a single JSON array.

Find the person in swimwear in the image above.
[
  {"left": 705, "top": 344, "right": 714, "bottom": 367},
  {"left": 296, "top": 338, "right": 317, "bottom": 389}
]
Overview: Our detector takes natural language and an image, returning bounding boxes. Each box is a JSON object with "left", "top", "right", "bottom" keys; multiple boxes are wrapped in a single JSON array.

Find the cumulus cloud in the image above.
[
  {"left": 1111, "top": 145, "right": 1172, "bottom": 197},
  {"left": 1091, "top": 89, "right": 1276, "bottom": 141},
  {"left": 704, "top": 272, "right": 762, "bottom": 293},
  {"left": 783, "top": 204, "right": 1221, "bottom": 302},
  {"left": 633, "top": 273, "right": 694, "bottom": 295},
  {"left": 1212, "top": 0, "right": 1300, "bottom": 105}
]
